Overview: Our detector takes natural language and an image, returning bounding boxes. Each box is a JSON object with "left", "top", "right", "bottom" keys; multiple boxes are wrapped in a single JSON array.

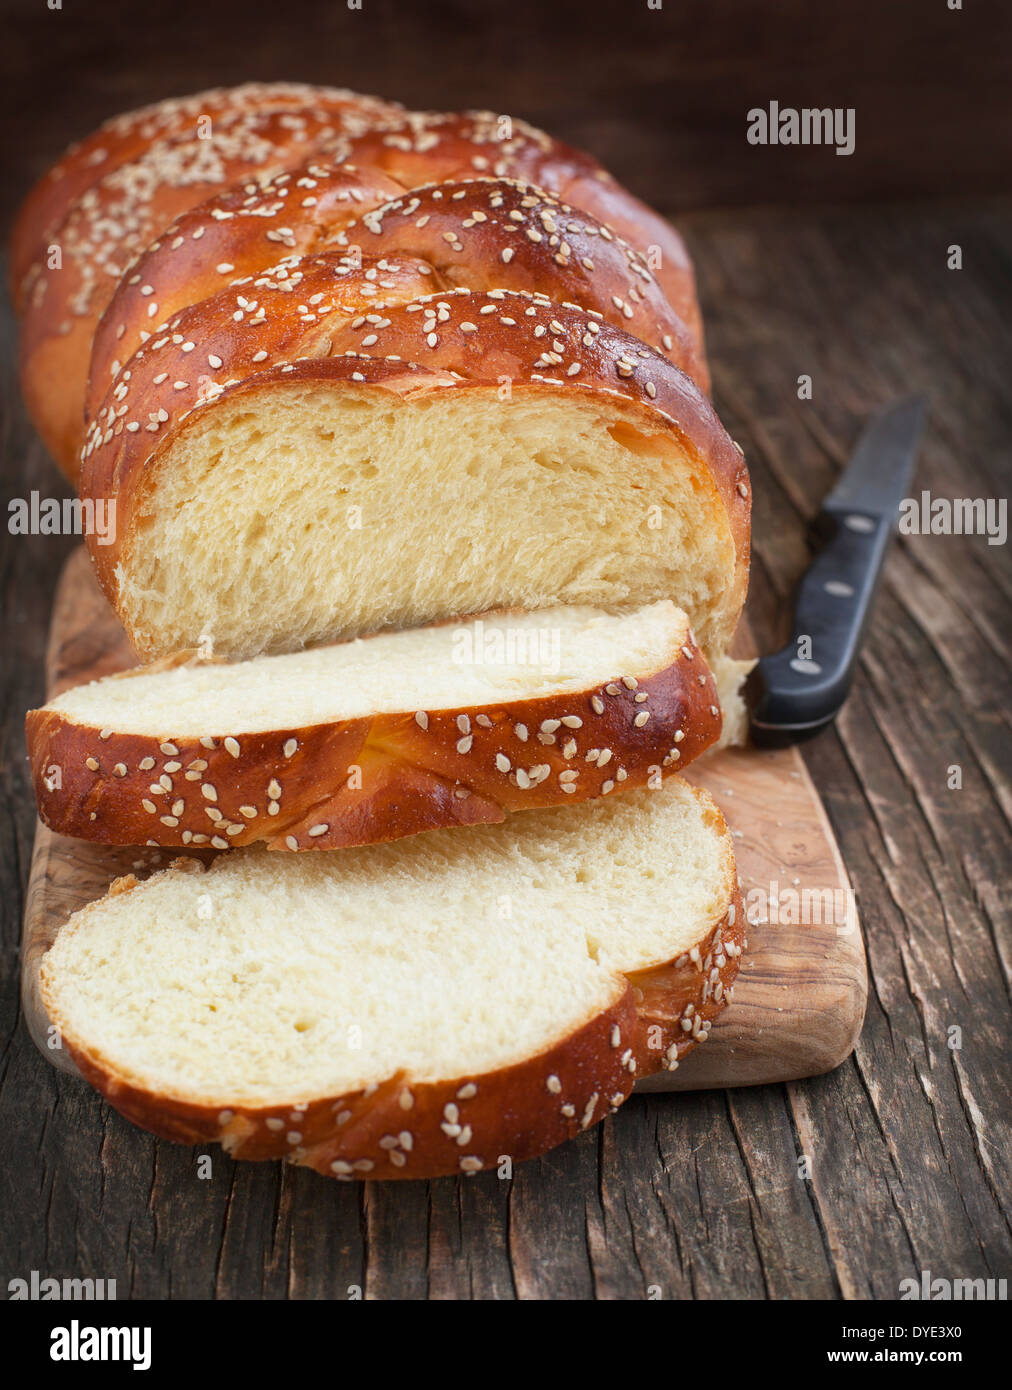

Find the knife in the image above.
[{"left": 748, "top": 396, "right": 926, "bottom": 743}]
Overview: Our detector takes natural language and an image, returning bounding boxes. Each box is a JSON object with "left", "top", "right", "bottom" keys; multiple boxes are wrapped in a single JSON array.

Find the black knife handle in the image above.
[{"left": 750, "top": 508, "right": 892, "bottom": 738}]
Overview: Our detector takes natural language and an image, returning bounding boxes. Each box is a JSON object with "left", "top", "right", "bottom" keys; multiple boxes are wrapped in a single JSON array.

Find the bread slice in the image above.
[
  {"left": 28, "top": 600, "right": 722, "bottom": 852},
  {"left": 40, "top": 778, "right": 744, "bottom": 1180},
  {"left": 82, "top": 287, "right": 750, "bottom": 665}
]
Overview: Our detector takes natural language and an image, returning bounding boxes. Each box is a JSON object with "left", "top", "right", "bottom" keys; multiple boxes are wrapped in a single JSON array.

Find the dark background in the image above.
[
  {"left": 2, "top": 0, "right": 1011, "bottom": 224},
  {"left": 1, "top": 0, "right": 1010, "bottom": 1301}
]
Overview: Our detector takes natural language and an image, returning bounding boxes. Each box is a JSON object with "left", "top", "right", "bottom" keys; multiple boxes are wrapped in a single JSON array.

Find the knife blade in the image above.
[{"left": 748, "top": 396, "right": 926, "bottom": 741}]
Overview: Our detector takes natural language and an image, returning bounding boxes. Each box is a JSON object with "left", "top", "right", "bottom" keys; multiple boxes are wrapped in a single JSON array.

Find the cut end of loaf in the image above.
[{"left": 115, "top": 376, "right": 738, "bottom": 664}]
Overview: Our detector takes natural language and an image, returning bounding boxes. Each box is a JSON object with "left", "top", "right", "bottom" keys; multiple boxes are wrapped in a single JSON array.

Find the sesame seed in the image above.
[
  {"left": 308, "top": 824, "right": 328, "bottom": 837},
  {"left": 283, "top": 738, "right": 298, "bottom": 758},
  {"left": 634, "top": 711, "right": 650, "bottom": 727},
  {"left": 415, "top": 711, "right": 429, "bottom": 730},
  {"left": 224, "top": 737, "right": 240, "bottom": 758}
]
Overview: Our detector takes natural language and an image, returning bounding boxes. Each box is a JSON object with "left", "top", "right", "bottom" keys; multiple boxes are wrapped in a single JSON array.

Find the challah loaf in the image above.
[
  {"left": 14, "top": 85, "right": 702, "bottom": 476},
  {"left": 28, "top": 601, "right": 722, "bottom": 851},
  {"left": 83, "top": 287, "right": 749, "bottom": 665},
  {"left": 39, "top": 778, "right": 743, "bottom": 1179}
]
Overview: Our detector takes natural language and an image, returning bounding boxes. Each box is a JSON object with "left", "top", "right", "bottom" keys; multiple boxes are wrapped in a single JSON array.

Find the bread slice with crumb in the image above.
[
  {"left": 28, "top": 600, "right": 724, "bottom": 852},
  {"left": 40, "top": 777, "right": 744, "bottom": 1181}
]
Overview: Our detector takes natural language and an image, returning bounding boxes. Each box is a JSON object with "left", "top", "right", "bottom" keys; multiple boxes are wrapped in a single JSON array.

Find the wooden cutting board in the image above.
[{"left": 21, "top": 548, "right": 867, "bottom": 1091}]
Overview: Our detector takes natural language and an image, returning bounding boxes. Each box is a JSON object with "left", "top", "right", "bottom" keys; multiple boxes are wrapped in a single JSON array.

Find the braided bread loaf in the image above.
[
  {"left": 13, "top": 84, "right": 703, "bottom": 476},
  {"left": 18, "top": 88, "right": 754, "bottom": 1179}
]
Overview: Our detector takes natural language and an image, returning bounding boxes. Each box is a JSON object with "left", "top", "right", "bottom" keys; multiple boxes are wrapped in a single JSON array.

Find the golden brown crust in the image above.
[
  {"left": 81, "top": 287, "right": 749, "bottom": 661},
  {"left": 88, "top": 171, "right": 705, "bottom": 416},
  {"left": 40, "top": 873, "right": 744, "bottom": 1180},
  {"left": 9, "top": 83, "right": 403, "bottom": 300},
  {"left": 86, "top": 161, "right": 409, "bottom": 408},
  {"left": 17, "top": 97, "right": 404, "bottom": 469},
  {"left": 27, "top": 626, "right": 721, "bottom": 851},
  {"left": 294, "top": 108, "right": 701, "bottom": 341}
]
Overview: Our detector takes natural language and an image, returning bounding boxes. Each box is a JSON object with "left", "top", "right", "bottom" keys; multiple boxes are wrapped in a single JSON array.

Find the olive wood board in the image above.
[{"left": 21, "top": 547, "right": 867, "bottom": 1092}]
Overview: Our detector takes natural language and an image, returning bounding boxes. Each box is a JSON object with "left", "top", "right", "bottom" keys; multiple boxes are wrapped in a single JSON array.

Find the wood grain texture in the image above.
[{"left": 19, "top": 548, "right": 865, "bottom": 1093}]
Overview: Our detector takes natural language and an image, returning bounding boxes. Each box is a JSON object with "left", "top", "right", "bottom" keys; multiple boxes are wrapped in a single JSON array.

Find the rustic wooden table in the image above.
[{"left": 1, "top": 0, "right": 1009, "bottom": 1301}]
